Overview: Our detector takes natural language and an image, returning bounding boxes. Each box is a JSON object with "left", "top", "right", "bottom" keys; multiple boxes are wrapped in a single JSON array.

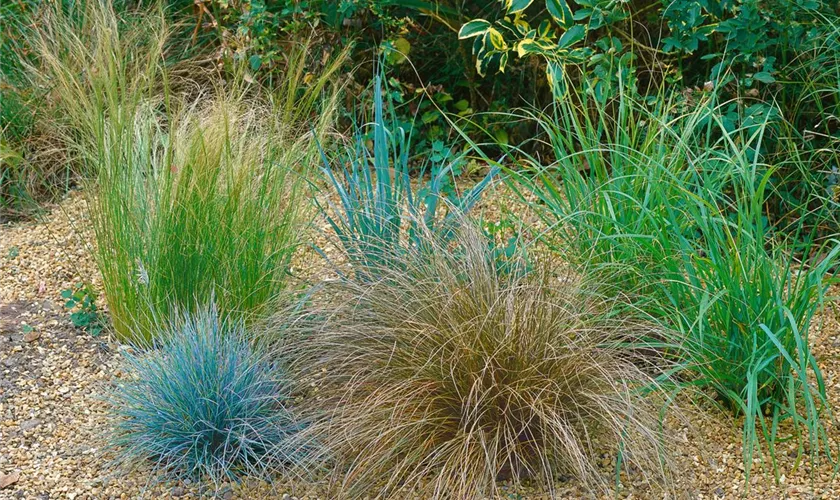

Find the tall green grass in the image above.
[
  {"left": 91, "top": 97, "right": 306, "bottom": 342},
  {"left": 511, "top": 88, "right": 840, "bottom": 479},
  {"left": 780, "top": 12, "right": 840, "bottom": 235},
  {"left": 30, "top": 0, "right": 345, "bottom": 341}
]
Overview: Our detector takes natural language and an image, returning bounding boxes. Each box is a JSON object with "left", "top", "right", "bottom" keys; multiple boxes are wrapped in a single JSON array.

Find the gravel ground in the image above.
[{"left": 2, "top": 189, "right": 840, "bottom": 499}]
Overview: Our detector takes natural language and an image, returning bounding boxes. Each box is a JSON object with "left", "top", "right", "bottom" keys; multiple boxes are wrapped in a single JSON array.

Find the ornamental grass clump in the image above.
[
  {"left": 515, "top": 88, "right": 840, "bottom": 478},
  {"left": 29, "top": 0, "right": 346, "bottom": 341},
  {"left": 280, "top": 223, "right": 674, "bottom": 498},
  {"left": 108, "top": 302, "right": 302, "bottom": 487},
  {"left": 90, "top": 96, "right": 304, "bottom": 342},
  {"left": 318, "top": 75, "right": 497, "bottom": 279}
]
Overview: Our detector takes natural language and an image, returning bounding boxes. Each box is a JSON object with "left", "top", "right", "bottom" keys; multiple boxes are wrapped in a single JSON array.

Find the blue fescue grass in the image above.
[{"left": 107, "top": 302, "right": 303, "bottom": 488}]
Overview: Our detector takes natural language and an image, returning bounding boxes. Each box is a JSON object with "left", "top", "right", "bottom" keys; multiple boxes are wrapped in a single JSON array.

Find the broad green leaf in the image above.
[
  {"left": 558, "top": 24, "right": 586, "bottom": 48},
  {"left": 476, "top": 51, "right": 504, "bottom": 77},
  {"left": 459, "top": 19, "right": 492, "bottom": 39},
  {"left": 384, "top": 37, "right": 411, "bottom": 64},
  {"left": 421, "top": 110, "right": 440, "bottom": 124},
  {"left": 475, "top": 32, "right": 493, "bottom": 60},
  {"left": 753, "top": 71, "right": 775, "bottom": 84},
  {"left": 506, "top": 0, "right": 533, "bottom": 15},
  {"left": 537, "top": 19, "right": 554, "bottom": 38},
  {"left": 546, "top": 0, "right": 574, "bottom": 28},
  {"left": 249, "top": 54, "right": 262, "bottom": 71},
  {"left": 476, "top": 51, "right": 490, "bottom": 76}
]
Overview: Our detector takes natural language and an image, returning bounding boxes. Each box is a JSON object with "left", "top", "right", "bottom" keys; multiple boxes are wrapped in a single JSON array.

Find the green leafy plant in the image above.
[
  {"left": 61, "top": 283, "right": 104, "bottom": 336},
  {"left": 458, "top": 0, "right": 617, "bottom": 98},
  {"left": 459, "top": 0, "right": 839, "bottom": 105}
]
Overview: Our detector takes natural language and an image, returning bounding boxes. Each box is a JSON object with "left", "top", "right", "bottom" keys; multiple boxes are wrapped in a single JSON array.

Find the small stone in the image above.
[
  {"left": 20, "top": 419, "right": 40, "bottom": 432},
  {"left": 23, "top": 329, "right": 40, "bottom": 342},
  {"left": 171, "top": 486, "right": 185, "bottom": 497},
  {"left": 0, "top": 471, "right": 20, "bottom": 489}
]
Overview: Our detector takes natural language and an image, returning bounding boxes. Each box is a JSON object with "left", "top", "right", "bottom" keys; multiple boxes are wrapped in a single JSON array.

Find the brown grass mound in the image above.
[{"left": 277, "top": 222, "right": 677, "bottom": 498}]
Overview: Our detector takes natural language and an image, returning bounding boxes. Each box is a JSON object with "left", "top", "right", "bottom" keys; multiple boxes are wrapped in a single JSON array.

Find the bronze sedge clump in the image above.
[{"left": 280, "top": 223, "right": 675, "bottom": 498}]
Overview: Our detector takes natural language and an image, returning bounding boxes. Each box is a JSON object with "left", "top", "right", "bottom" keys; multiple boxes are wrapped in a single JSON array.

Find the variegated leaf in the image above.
[{"left": 459, "top": 19, "right": 492, "bottom": 39}]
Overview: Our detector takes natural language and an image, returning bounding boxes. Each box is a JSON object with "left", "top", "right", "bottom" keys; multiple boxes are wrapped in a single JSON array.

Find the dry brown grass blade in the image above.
[{"left": 274, "top": 220, "right": 679, "bottom": 499}]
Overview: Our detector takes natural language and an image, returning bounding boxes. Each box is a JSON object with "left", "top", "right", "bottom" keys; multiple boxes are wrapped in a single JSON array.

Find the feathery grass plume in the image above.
[
  {"left": 29, "top": 0, "right": 347, "bottom": 341},
  {"left": 278, "top": 221, "right": 675, "bottom": 498},
  {"left": 4, "top": 0, "right": 166, "bottom": 218},
  {"left": 510, "top": 85, "right": 840, "bottom": 479},
  {"left": 26, "top": 0, "right": 169, "bottom": 167},
  {"left": 108, "top": 302, "right": 303, "bottom": 488},
  {"left": 90, "top": 94, "right": 303, "bottom": 342}
]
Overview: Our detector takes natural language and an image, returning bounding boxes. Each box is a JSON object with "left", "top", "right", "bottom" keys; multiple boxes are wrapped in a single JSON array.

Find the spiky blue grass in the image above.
[{"left": 107, "top": 303, "right": 301, "bottom": 486}]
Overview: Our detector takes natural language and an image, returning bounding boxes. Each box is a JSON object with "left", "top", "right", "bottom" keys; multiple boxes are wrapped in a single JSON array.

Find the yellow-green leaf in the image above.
[
  {"left": 385, "top": 37, "right": 411, "bottom": 64},
  {"left": 515, "top": 38, "right": 556, "bottom": 57},
  {"left": 488, "top": 27, "right": 507, "bottom": 51},
  {"left": 546, "top": 61, "right": 566, "bottom": 99},
  {"left": 513, "top": 15, "right": 531, "bottom": 35}
]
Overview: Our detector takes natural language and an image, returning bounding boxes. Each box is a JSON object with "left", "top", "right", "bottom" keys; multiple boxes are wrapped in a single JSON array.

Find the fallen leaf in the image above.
[{"left": 0, "top": 471, "right": 20, "bottom": 489}]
